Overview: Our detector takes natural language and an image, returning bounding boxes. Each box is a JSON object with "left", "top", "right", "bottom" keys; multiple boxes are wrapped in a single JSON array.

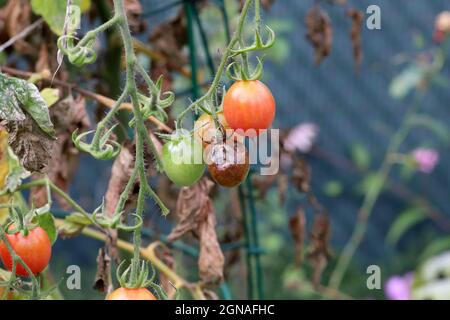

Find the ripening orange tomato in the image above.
[
  {"left": 106, "top": 287, "right": 157, "bottom": 300},
  {"left": 223, "top": 80, "right": 276, "bottom": 137},
  {"left": 194, "top": 112, "right": 229, "bottom": 147}
]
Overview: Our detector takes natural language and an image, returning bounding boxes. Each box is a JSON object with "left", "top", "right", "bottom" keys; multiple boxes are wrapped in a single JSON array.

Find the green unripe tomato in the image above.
[{"left": 161, "top": 130, "right": 205, "bottom": 187}]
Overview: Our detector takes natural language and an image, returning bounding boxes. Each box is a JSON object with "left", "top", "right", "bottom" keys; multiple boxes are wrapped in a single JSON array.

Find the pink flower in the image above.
[
  {"left": 385, "top": 273, "right": 414, "bottom": 300},
  {"left": 412, "top": 148, "right": 439, "bottom": 173},
  {"left": 284, "top": 123, "right": 319, "bottom": 153}
]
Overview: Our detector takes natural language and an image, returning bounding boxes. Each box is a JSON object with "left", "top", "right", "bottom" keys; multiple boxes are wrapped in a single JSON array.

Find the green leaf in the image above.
[
  {"left": 389, "top": 64, "right": 424, "bottom": 100},
  {"left": 420, "top": 237, "right": 450, "bottom": 261},
  {"left": 40, "top": 88, "right": 60, "bottom": 107},
  {"left": 58, "top": 212, "right": 92, "bottom": 238},
  {"left": 31, "top": 0, "right": 91, "bottom": 36},
  {"left": 356, "top": 173, "right": 384, "bottom": 195},
  {"left": 0, "top": 73, "right": 55, "bottom": 136},
  {"left": 0, "top": 147, "right": 30, "bottom": 194},
  {"left": 408, "top": 114, "right": 450, "bottom": 144},
  {"left": 386, "top": 207, "right": 426, "bottom": 246},
  {"left": 36, "top": 212, "right": 57, "bottom": 244},
  {"left": 350, "top": 144, "right": 371, "bottom": 171},
  {"left": 323, "top": 180, "right": 343, "bottom": 197}
]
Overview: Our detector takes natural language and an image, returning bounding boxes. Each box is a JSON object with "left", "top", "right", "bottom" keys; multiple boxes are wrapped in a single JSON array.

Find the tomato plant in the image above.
[
  {"left": 0, "top": 0, "right": 276, "bottom": 300},
  {"left": 106, "top": 287, "right": 157, "bottom": 300},
  {"left": 0, "top": 226, "right": 51, "bottom": 277},
  {"left": 161, "top": 131, "right": 205, "bottom": 187},
  {"left": 223, "top": 80, "right": 276, "bottom": 137},
  {"left": 206, "top": 141, "right": 250, "bottom": 187}
]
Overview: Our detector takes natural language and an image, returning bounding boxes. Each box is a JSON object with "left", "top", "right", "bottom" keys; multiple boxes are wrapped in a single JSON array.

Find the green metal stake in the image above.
[
  {"left": 246, "top": 173, "right": 264, "bottom": 300},
  {"left": 192, "top": 4, "right": 216, "bottom": 77},
  {"left": 184, "top": 0, "right": 201, "bottom": 100},
  {"left": 239, "top": 185, "right": 254, "bottom": 300}
]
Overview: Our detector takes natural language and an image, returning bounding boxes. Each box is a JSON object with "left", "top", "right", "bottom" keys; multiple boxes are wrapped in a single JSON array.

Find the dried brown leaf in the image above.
[
  {"left": 31, "top": 96, "right": 89, "bottom": 208},
  {"left": 289, "top": 208, "right": 306, "bottom": 266},
  {"left": 292, "top": 157, "right": 311, "bottom": 193},
  {"left": 347, "top": 8, "right": 364, "bottom": 72},
  {"left": 5, "top": 116, "right": 54, "bottom": 173},
  {"left": 1, "top": 1, "right": 33, "bottom": 54},
  {"left": 149, "top": 9, "right": 188, "bottom": 77},
  {"left": 104, "top": 142, "right": 136, "bottom": 262},
  {"left": 278, "top": 173, "right": 288, "bottom": 205},
  {"left": 167, "top": 177, "right": 215, "bottom": 240},
  {"left": 307, "top": 214, "right": 331, "bottom": 288},
  {"left": 305, "top": 7, "right": 333, "bottom": 65},
  {"left": 35, "top": 43, "right": 50, "bottom": 73},
  {"left": 93, "top": 247, "right": 112, "bottom": 293},
  {"left": 167, "top": 177, "right": 224, "bottom": 288}
]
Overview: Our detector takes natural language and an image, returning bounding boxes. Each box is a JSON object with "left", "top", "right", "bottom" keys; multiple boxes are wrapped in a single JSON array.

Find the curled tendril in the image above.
[
  {"left": 72, "top": 126, "right": 121, "bottom": 160},
  {"left": 231, "top": 25, "right": 275, "bottom": 56},
  {"left": 91, "top": 200, "right": 143, "bottom": 231},
  {"left": 57, "top": 35, "right": 97, "bottom": 67},
  {"left": 226, "top": 56, "right": 264, "bottom": 81}
]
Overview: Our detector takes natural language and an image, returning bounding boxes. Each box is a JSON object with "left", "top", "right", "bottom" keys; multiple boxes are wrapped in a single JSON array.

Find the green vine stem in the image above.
[{"left": 328, "top": 93, "right": 424, "bottom": 289}]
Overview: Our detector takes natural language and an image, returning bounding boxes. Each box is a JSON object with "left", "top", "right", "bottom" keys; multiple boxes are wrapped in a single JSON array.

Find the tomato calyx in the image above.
[
  {"left": 91, "top": 199, "right": 143, "bottom": 232},
  {"left": 113, "top": 259, "right": 166, "bottom": 300},
  {"left": 226, "top": 56, "right": 264, "bottom": 81}
]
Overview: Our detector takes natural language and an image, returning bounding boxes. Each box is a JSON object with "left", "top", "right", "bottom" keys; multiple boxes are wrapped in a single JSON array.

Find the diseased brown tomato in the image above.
[
  {"left": 106, "top": 287, "right": 157, "bottom": 300},
  {"left": 206, "top": 141, "right": 250, "bottom": 187},
  {"left": 194, "top": 112, "right": 229, "bottom": 147},
  {"left": 0, "top": 226, "right": 52, "bottom": 277},
  {"left": 223, "top": 80, "right": 276, "bottom": 137}
]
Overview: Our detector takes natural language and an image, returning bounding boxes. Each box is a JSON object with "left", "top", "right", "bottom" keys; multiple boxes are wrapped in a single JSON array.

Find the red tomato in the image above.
[
  {"left": 223, "top": 80, "right": 276, "bottom": 137},
  {"left": 0, "top": 227, "right": 52, "bottom": 277},
  {"left": 106, "top": 287, "right": 157, "bottom": 300}
]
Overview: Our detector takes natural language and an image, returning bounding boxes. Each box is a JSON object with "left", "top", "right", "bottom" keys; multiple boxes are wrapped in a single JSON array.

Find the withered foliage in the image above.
[
  {"left": 148, "top": 9, "right": 188, "bottom": 90},
  {"left": 278, "top": 173, "right": 288, "bottom": 205},
  {"left": 289, "top": 208, "right": 306, "bottom": 266},
  {"left": 307, "top": 213, "right": 331, "bottom": 288},
  {"left": 168, "top": 177, "right": 225, "bottom": 288},
  {"left": 347, "top": 8, "right": 364, "bottom": 71},
  {"left": 305, "top": 2, "right": 364, "bottom": 67},
  {"left": 104, "top": 142, "right": 137, "bottom": 263},
  {"left": 93, "top": 247, "right": 112, "bottom": 293},
  {"left": 292, "top": 156, "right": 311, "bottom": 193},
  {"left": 105, "top": 143, "right": 137, "bottom": 216},
  {"left": 305, "top": 7, "right": 333, "bottom": 65},
  {"left": 0, "top": 0, "right": 33, "bottom": 54},
  {"left": 31, "top": 95, "right": 90, "bottom": 207},
  {"left": 4, "top": 116, "right": 54, "bottom": 173}
]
